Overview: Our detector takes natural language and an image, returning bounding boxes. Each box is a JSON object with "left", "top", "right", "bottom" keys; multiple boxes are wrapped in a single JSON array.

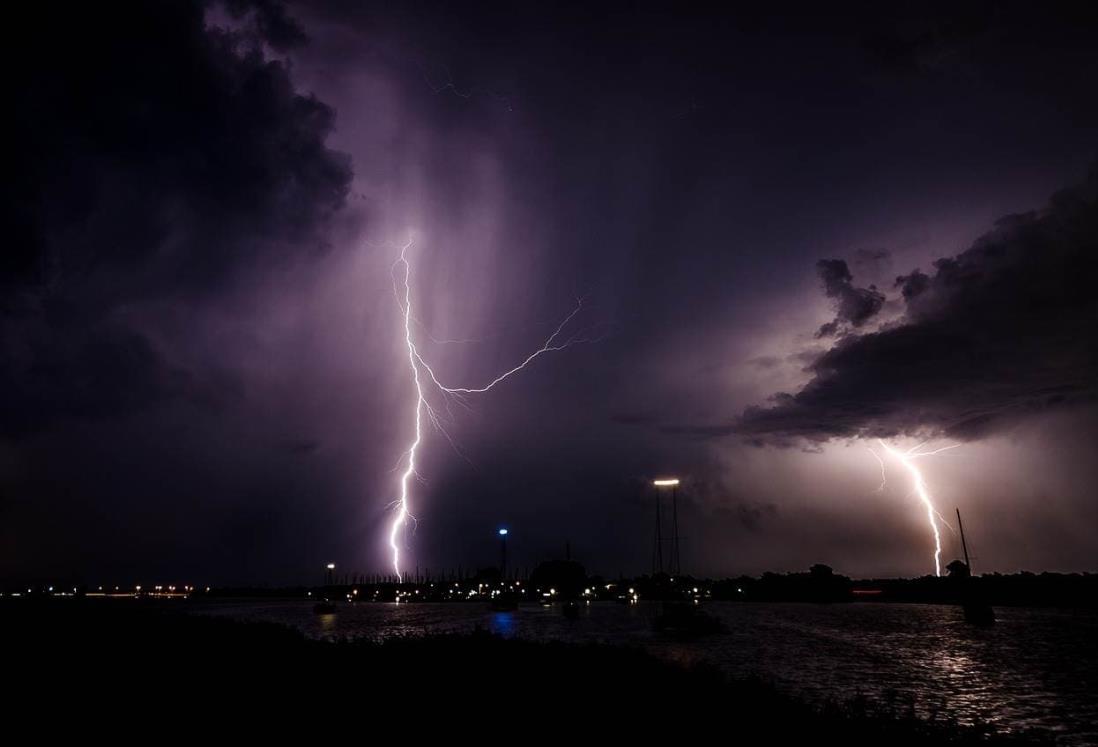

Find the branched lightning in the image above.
[
  {"left": 867, "top": 446, "right": 887, "bottom": 493},
  {"left": 418, "top": 302, "right": 586, "bottom": 395},
  {"left": 419, "top": 62, "right": 514, "bottom": 112},
  {"left": 875, "top": 439, "right": 960, "bottom": 577},
  {"left": 387, "top": 239, "right": 590, "bottom": 580}
]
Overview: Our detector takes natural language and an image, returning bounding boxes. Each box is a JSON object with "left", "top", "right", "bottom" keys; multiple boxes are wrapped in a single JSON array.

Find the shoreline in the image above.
[{"left": 5, "top": 598, "right": 1054, "bottom": 744}]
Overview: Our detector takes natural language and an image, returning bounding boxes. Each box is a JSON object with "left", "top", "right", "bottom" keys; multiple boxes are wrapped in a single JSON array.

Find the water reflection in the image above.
[
  {"left": 316, "top": 612, "right": 337, "bottom": 635},
  {"left": 489, "top": 612, "right": 515, "bottom": 637},
  {"left": 189, "top": 600, "right": 1097, "bottom": 745}
]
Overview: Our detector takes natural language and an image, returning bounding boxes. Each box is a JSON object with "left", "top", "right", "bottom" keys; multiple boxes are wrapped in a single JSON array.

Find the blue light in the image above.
[
  {"left": 490, "top": 611, "right": 515, "bottom": 637},
  {"left": 498, "top": 528, "right": 509, "bottom": 536}
]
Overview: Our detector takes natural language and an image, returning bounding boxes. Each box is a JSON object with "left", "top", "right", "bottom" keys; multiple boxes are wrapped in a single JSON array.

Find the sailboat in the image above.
[{"left": 956, "top": 508, "right": 995, "bottom": 626}]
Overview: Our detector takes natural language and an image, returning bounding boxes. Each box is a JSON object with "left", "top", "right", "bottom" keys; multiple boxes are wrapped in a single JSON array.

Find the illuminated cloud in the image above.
[{"left": 739, "top": 167, "right": 1098, "bottom": 443}]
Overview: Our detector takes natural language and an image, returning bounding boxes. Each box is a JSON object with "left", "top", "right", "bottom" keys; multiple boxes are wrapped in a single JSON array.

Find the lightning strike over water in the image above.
[
  {"left": 387, "top": 240, "right": 589, "bottom": 580},
  {"left": 876, "top": 439, "right": 961, "bottom": 577}
]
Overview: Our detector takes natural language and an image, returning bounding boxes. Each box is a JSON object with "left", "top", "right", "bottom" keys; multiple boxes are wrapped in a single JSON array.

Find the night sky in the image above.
[{"left": 5, "top": 1, "right": 1097, "bottom": 585}]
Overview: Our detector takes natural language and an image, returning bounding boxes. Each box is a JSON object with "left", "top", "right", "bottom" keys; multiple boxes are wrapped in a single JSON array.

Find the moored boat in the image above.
[
  {"left": 652, "top": 601, "right": 726, "bottom": 637},
  {"left": 955, "top": 508, "right": 995, "bottom": 627}
]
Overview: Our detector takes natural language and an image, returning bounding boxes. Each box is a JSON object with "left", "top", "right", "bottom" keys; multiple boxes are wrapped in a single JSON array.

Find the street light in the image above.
[
  {"left": 325, "top": 563, "right": 335, "bottom": 585},
  {"left": 653, "top": 478, "right": 681, "bottom": 575},
  {"left": 498, "top": 528, "right": 509, "bottom": 578}
]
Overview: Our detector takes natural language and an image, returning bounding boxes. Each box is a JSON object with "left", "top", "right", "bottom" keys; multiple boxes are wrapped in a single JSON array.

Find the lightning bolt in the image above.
[
  {"left": 876, "top": 439, "right": 960, "bottom": 577},
  {"left": 867, "top": 446, "right": 887, "bottom": 493},
  {"left": 387, "top": 239, "right": 589, "bottom": 580},
  {"left": 419, "top": 61, "right": 514, "bottom": 112}
]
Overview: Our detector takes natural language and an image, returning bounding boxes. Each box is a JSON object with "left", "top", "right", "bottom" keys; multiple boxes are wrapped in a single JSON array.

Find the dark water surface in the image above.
[{"left": 189, "top": 600, "right": 1097, "bottom": 744}]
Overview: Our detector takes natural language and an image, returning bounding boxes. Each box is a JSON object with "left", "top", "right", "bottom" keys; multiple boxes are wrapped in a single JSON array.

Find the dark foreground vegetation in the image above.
[{"left": 4, "top": 598, "right": 1051, "bottom": 744}]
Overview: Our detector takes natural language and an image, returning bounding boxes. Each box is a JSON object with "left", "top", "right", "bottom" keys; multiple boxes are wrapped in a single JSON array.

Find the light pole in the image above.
[
  {"left": 653, "top": 478, "right": 681, "bottom": 576},
  {"left": 325, "top": 562, "right": 335, "bottom": 586},
  {"left": 498, "top": 528, "right": 509, "bottom": 578}
]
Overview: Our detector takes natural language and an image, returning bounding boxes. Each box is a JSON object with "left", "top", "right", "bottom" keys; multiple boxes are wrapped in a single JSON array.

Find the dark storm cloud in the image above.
[
  {"left": 739, "top": 167, "right": 1098, "bottom": 443},
  {"left": 223, "top": 0, "right": 309, "bottom": 50},
  {"left": 713, "top": 502, "right": 779, "bottom": 532},
  {"left": 860, "top": 2, "right": 997, "bottom": 73},
  {"left": 0, "top": 324, "right": 191, "bottom": 438},
  {"left": 859, "top": 2, "right": 1098, "bottom": 76},
  {"left": 852, "top": 248, "right": 892, "bottom": 281},
  {"left": 6, "top": 0, "right": 1098, "bottom": 583},
  {"left": 895, "top": 270, "right": 931, "bottom": 301},
  {"left": 3, "top": 0, "right": 351, "bottom": 436},
  {"left": 814, "top": 259, "right": 886, "bottom": 337}
]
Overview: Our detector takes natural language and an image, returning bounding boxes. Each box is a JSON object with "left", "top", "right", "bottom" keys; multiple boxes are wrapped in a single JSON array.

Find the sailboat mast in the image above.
[{"left": 956, "top": 507, "right": 972, "bottom": 573}]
